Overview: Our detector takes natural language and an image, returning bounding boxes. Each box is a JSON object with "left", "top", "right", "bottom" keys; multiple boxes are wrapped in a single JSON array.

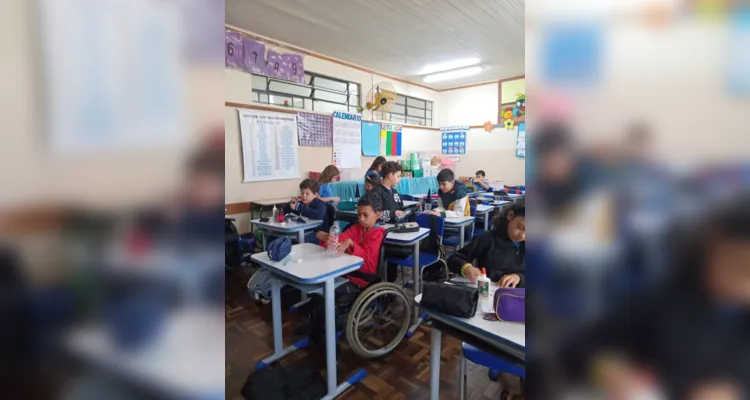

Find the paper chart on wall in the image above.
[
  {"left": 238, "top": 109, "right": 300, "bottom": 182},
  {"left": 332, "top": 111, "right": 362, "bottom": 169},
  {"left": 516, "top": 122, "right": 526, "bottom": 158}
]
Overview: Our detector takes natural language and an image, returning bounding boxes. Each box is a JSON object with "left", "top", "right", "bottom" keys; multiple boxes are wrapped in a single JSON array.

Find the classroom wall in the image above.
[
  {"left": 438, "top": 84, "right": 526, "bottom": 185},
  {"left": 225, "top": 27, "right": 441, "bottom": 213}
]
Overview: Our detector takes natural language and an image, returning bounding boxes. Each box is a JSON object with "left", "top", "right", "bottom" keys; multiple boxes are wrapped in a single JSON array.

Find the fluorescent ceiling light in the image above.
[
  {"left": 418, "top": 58, "right": 481, "bottom": 75},
  {"left": 423, "top": 65, "right": 483, "bottom": 83}
]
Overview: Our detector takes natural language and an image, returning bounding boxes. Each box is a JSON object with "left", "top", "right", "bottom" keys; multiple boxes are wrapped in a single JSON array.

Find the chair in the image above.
[
  {"left": 459, "top": 343, "right": 525, "bottom": 400},
  {"left": 443, "top": 202, "right": 476, "bottom": 248},
  {"left": 386, "top": 213, "right": 448, "bottom": 288},
  {"left": 308, "top": 227, "right": 413, "bottom": 359}
]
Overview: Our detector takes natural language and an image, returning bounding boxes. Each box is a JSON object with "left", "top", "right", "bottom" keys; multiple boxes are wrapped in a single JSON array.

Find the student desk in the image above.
[
  {"left": 468, "top": 192, "right": 494, "bottom": 200},
  {"left": 249, "top": 197, "right": 293, "bottom": 221},
  {"left": 497, "top": 193, "right": 525, "bottom": 203},
  {"left": 475, "top": 204, "right": 494, "bottom": 231},
  {"left": 382, "top": 225, "right": 431, "bottom": 331},
  {"left": 251, "top": 219, "right": 323, "bottom": 248},
  {"left": 250, "top": 244, "right": 367, "bottom": 399},
  {"left": 444, "top": 216, "right": 476, "bottom": 249},
  {"left": 416, "top": 292, "right": 525, "bottom": 400},
  {"left": 66, "top": 308, "right": 225, "bottom": 399}
]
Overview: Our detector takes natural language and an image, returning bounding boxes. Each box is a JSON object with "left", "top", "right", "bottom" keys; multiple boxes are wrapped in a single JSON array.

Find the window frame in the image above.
[
  {"left": 250, "top": 72, "right": 361, "bottom": 114},
  {"left": 383, "top": 94, "right": 433, "bottom": 127}
]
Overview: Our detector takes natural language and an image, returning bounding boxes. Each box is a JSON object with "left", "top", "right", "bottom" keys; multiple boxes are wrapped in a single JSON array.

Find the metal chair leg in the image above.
[{"left": 459, "top": 355, "right": 467, "bottom": 400}]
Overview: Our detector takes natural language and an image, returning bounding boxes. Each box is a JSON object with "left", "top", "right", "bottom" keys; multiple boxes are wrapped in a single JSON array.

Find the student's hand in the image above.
[
  {"left": 289, "top": 198, "right": 299, "bottom": 209},
  {"left": 316, "top": 232, "right": 329, "bottom": 243},
  {"left": 464, "top": 266, "right": 482, "bottom": 283},
  {"left": 395, "top": 210, "right": 405, "bottom": 218},
  {"left": 334, "top": 239, "right": 353, "bottom": 255},
  {"left": 498, "top": 274, "right": 520, "bottom": 288}
]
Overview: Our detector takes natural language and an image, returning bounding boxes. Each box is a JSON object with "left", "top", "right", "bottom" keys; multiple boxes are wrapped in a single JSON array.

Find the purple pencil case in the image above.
[{"left": 494, "top": 287, "right": 525, "bottom": 323}]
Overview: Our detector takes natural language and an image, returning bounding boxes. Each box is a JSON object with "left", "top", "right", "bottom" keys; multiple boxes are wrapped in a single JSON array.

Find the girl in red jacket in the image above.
[{"left": 316, "top": 193, "right": 385, "bottom": 287}]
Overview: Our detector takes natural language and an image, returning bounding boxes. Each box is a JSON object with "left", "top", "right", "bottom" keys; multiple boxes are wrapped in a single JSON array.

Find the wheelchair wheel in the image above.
[{"left": 345, "top": 282, "right": 411, "bottom": 358}]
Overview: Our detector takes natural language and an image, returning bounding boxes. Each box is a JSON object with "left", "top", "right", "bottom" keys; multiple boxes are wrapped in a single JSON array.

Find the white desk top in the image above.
[
  {"left": 250, "top": 243, "right": 363, "bottom": 284},
  {"left": 252, "top": 197, "right": 294, "bottom": 206},
  {"left": 251, "top": 218, "right": 323, "bottom": 232},
  {"left": 66, "top": 308, "right": 225, "bottom": 398},
  {"left": 444, "top": 216, "right": 475, "bottom": 226},
  {"left": 410, "top": 193, "right": 436, "bottom": 199},
  {"left": 383, "top": 224, "right": 430, "bottom": 244},
  {"left": 492, "top": 200, "right": 511, "bottom": 207},
  {"left": 415, "top": 293, "right": 525, "bottom": 354},
  {"left": 499, "top": 193, "right": 524, "bottom": 198},
  {"left": 469, "top": 192, "right": 495, "bottom": 198},
  {"left": 475, "top": 205, "right": 494, "bottom": 214},
  {"left": 402, "top": 200, "right": 419, "bottom": 207}
]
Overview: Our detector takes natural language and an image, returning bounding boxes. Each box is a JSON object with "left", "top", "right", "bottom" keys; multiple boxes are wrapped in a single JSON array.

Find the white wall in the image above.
[
  {"left": 225, "top": 27, "right": 442, "bottom": 231},
  {"left": 438, "top": 83, "right": 525, "bottom": 185}
]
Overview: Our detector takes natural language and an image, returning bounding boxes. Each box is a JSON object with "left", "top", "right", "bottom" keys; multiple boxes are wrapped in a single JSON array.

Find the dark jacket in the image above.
[
  {"left": 437, "top": 180, "right": 471, "bottom": 218},
  {"left": 566, "top": 280, "right": 750, "bottom": 398},
  {"left": 283, "top": 198, "right": 327, "bottom": 231},
  {"left": 371, "top": 183, "right": 404, "bottom": 223},
  {"left": 447, "top": 218, "right": 525, "bottom": 286}
]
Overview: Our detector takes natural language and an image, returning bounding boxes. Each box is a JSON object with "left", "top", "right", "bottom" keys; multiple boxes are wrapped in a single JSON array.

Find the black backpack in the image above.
[{"left": 241, "top": 364, "right": 327, "bottom": 400}]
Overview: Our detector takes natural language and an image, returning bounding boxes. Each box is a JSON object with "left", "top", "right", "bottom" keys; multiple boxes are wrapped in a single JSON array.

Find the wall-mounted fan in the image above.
[{"left": 365, "top": 82, "right": 397, "bottom": 119}]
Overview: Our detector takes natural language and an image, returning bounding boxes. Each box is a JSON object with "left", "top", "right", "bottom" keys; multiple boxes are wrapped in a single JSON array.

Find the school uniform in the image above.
[
  {"left": 318, "top": 183, "right": 336, "bottom": 204},
  {"left": 471, "top": 178, "right": 493, "bottom": 192},
  {"left": 435, "top": 180, "right": 471, "bottom": 218},
  {"left": 282, "top": 198, "right": 328, "bottom": 242},
  {"left": 370, "top": 183, "right": 405, "bottom": 223},
  {"left": 447, "top": 219, "right": 525, "bottom": 286}
]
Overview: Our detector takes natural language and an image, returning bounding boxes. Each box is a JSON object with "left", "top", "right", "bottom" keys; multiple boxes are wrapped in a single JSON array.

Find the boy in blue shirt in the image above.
[{"left": 283, "top": 179, "right": 328, "bottom": 242}]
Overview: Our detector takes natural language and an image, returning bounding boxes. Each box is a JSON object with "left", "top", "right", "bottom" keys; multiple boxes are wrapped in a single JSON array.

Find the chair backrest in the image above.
[
  {"left": 376, "top": 226, "right": 399, "bottom": 281},
  {"left": 416, "top": 213, "right": 446, "bottom": 258},
  {"left": 324, "top": 203, "right": 337, "bottom": 231}
]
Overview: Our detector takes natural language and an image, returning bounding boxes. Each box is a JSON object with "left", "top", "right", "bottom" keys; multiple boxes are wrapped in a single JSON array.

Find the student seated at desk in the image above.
[
  {"left": 425, "top": 168, "right": 470, "bottom": 218},
  {"left": 307, "top": 193, "right": 386, "bottom": 344},
  {"left": 318, "top": 165, "right": 341, "bottom": 204},
  {"left": 370, "top": 161, "right": 406, "bottom": 223},
  {"left": 447, "top": 203, "right": 525, "bottom": 288},
  {"left": 365, "top": 156, "right": 387, "bottom": 181},
  {"left": 471, "top": 170, "right": 492, "bottom": 192},
  {"left": 316, "top": 193, "right": 385, "bottom": 287},
  {"left": 364, "top": 173, "right": 381, "bottom": 192},
  {"left": 283, "top": 179, "right": 328, "bottom": 242}
]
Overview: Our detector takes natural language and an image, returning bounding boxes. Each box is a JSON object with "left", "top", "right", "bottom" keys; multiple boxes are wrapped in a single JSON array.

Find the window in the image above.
[
  {"left": 383, "top": 94, "right": 433, "bottom": 127},
  {"left": 251, "top": 72, "right": 360, "bottom": 114}
]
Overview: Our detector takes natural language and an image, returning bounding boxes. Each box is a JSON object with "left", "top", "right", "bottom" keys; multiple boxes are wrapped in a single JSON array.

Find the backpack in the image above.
[
  {"left": 247, "top": 269, "right": 274, "bottom": 301},
  {"left": 241, "top": 364, "right": 327, "bottom": 400}
]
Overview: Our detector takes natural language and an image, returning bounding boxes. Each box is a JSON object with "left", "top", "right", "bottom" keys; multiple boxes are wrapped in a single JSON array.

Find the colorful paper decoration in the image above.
[
  {"left": 242, "top": 37, "right": 266, "bottom": 75},
  {"left": 380, "top": 123, "right": 402, "bottom": 156},
  {"left": 441, "top": 126, "right": 468, "bottom": 155},
  {"left": 515, "top": 93, "right": 526, "bottom": 115},
  {"left": 225, "top": 29, "right": 304, "bottom": 84},
  {"left": 505, "top": 120, "right": 515, "bottom": 129},
  {"left": 225, "top": 31, "right": 244, "bottom": 69}
]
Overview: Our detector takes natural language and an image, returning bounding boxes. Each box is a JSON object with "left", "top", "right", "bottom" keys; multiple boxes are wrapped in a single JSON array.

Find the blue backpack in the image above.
[{"left": 267, "top": 237, "right": 292, "bottom": 262}]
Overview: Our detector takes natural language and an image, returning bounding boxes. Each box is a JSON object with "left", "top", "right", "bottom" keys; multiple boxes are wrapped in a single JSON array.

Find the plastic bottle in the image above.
[
  {"left": 477, "top": 268, "right": 492, "bottom": 313},
  {"left": 272, "top": 205, "right": 278, "bottom": 220},
  {"left": 328, "top": 222, "right": 341, "bottom": 256}
]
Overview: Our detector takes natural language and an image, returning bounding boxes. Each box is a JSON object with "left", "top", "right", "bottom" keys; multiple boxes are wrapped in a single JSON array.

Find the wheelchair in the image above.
[{"left": 309, "top": 227, "right": 412, "bottom": 359}]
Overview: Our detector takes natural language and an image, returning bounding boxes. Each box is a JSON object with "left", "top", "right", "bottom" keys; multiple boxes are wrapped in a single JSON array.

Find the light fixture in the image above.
[
  {"left": 423, "top": 65, "right": 484, "bottom": 83},
  {"left": 418, "top": 57, "right": 481, "bottom": 75}
]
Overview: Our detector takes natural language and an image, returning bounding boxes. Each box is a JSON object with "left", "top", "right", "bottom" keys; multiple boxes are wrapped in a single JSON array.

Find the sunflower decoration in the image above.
[
  {"left": 504, "top": 119, "right": 515, "bottom": 130},
  {"left": 483, "top": 121, "right": 495, "bottom": 132}
]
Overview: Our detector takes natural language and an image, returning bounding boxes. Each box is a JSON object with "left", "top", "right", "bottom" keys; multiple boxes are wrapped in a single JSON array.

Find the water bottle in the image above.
[
  {"left": 328, "top": 222, "right": 341, "bottom": 257},
  {"left": 272, "top": 205, "right": 278, "bottom": 220}
]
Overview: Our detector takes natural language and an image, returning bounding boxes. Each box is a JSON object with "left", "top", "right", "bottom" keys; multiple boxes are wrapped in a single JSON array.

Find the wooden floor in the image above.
[{"left": 225, "top": 267, "right": 520, "bottom": 400}]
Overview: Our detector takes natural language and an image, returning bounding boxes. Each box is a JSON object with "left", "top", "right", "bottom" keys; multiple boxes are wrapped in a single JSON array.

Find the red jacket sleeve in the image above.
[{"left": 348, "top": 228, "right": 385, "bottom": 275}]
